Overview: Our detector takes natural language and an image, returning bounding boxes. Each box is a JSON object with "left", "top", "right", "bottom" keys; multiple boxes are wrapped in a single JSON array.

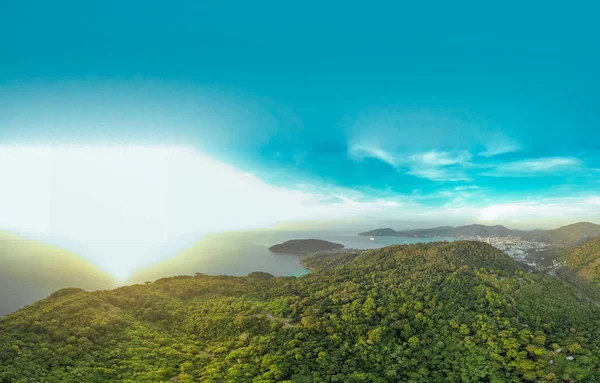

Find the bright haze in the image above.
[{"left": 1, "top": 1, "right": 599, "bottom": 277}]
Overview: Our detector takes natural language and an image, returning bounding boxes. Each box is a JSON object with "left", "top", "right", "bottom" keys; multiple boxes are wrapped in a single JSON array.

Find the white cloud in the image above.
[
  {"left": 406, "top": 150, "right": 471, "bottom": 181},
  {"left": 454, "top": 185, "right": 481, "bottom": 191},
  {"left": 406, "top": 166, "right": 470, "bottom": 182},
  {"left": 485, "top": 157, "right": 582, "bottom": 176},
  {"left": 348, "top": 145, "right": 398, "bottom": 166},
  {"left": 476, "top": 197, "right": 600, "bottom": 225},
  {"left": 410, "top": 150, "right": 471, "bottom": 166},
  {"left": 479, "top": 141, "right": 520, "bottom": 157},
  {"left": 349, "top": 146, "right": 471, "bottom": 181}
]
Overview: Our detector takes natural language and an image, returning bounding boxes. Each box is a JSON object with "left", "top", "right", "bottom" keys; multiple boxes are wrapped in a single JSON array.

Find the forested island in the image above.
[
  {"left": 2, "top": 240, "right": 600, "bottom": 382},
  {"left": 268, "top": 239, "right": 344, "bottom": 254}
]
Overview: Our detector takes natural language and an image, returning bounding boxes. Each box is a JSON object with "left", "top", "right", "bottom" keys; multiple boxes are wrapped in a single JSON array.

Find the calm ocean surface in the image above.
[
  {"left": 1, "top": 230, "right": 455, "bottom": 315},
  {"left": 130, "top": 230, "right": 456, "bottom": 282}
]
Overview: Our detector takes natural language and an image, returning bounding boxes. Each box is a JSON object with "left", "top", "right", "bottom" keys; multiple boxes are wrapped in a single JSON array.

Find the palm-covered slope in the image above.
[{"left": 1, "top": 241, "right": 600, "bottom": 382}]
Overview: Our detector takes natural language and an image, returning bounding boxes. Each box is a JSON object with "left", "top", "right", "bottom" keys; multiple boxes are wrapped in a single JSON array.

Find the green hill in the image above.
[
  {"left": 555, "top": 236, "right": 600, "bottom": 298},
  {"left": 527, "top": 222, "right": 600, "bottom": 245},
  {"left": 1, "top": 241, "right": 600, "bottom": 382},
  {"left": 0, "top": 231, "right": 118, "bottom": 316}
]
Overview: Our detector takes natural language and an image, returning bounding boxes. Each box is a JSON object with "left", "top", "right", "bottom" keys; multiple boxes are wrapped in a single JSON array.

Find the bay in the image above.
[{"left": 130, "top": 230, "right": 455, "bottom": 283}]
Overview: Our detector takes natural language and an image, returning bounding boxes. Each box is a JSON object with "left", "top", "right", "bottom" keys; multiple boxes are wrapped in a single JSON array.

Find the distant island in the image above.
[
  {"left": 359, "top": 224, "right": 516, "bottom": 238},
  {"left": 358, "top": 228, "right": 399, "bottom": 236},
  {"left": 359, "top": 222, "right": 600, "bottom": 246},
  {"left": 268, "top": 239, "right": 344, "bottom": 254}
]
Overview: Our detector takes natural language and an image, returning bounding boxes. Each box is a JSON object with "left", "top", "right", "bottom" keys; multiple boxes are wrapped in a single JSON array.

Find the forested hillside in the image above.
[
  {"left": 1, "top": 241, "right": 600, "bottom": 382},
  {"left": 527, "top": 223, "right": 600, "bottom": 245},
  {"left": 555, "top": 236, "right": 600, "bottom": 300},
  {"left": 562, "top": 236, "right": 600, "bottom": 284}
]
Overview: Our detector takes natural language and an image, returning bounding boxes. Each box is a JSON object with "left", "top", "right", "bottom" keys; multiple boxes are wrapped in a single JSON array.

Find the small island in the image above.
[
  {"left": 268, "top": 239, "right": 344, "bottom": 254},
  {"left": 358, "top": 228, "right": 399, "bottom": 236}
]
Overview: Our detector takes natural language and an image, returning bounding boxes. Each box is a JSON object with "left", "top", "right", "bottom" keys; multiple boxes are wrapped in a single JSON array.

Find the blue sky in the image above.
[{"left": 1, "top": 1, "right": 599, "bottom": 233}]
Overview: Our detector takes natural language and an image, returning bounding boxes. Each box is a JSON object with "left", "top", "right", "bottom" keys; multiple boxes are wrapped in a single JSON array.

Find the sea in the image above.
[
  {"left": 0, "top": 229, "right": 455, "bottom": 316},
  {"left": 129, "top": 230, "right": 455, "bottom": 283}
]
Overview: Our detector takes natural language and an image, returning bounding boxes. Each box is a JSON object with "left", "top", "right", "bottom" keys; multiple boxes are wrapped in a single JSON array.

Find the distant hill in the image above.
[
  {"left": 360, "top": 224, "right": 515, "bottom": 238},
  {"left": 2, "top": 240, "right": 600, "bottom": 382},
  {"left": 360, "top": 222, "right": 600, "bottom": 243},
  {"left": 525, "top": 222, "right": 600, "bottom": 245},
  {"left": 0, "top": 231, "right": 117, "bottom": 316},
  {"left": 397, "top": 226, "right": 457, "bottom": 237},
  {"left": 268, "top": 239, "right": 344, "bottom": 254},
  {"left": 453, "top": 224, "right": 513, "bottom": 237}
]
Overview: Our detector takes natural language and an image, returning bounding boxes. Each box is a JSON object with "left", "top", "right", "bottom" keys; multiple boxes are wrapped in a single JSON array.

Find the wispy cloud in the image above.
[
  {"left": 349, "top": 146, "right": 472, "bottom": 181},
  {"left": 479, "top": 141, "right": 520, "bottom": 157},
  {"left": 346, "top": 107, "right": 522, "bottom": 181},
  {"left": 348, "top": 145, "right": 398, "bottom": 166},
  {"left": 410, "top": 151, "right": 471, "bottom": 166},
  {"left": 406, "top": 150, "right": 471, "bottom": 181},
  {"left": 454, "top": 185, "right": 481, "bottom": 191},
  {"left": 406, "top": 166, "right": 470, "bottom": 182},
  {"left": 350, "top": 140, "right": 590, "bottom": 184},
  {"left": 484, "top": 157, "right": 582, "bottom": 177}
]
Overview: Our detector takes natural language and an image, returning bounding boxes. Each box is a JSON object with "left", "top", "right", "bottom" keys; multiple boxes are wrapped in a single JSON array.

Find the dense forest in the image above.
[
  {"left": 561, "top": 236, "right": 600, "bottom": 286},
  {"left": 2, "top": 241, "right": 600, "bottom": 382},
  {"left": 553, "top": 236, "right": 600, "bottom": 301}
]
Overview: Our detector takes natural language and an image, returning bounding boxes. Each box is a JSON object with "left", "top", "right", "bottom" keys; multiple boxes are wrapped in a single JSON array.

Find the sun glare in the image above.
[{"left": 0, "top": 146, "right": 338, "bottom": 277}]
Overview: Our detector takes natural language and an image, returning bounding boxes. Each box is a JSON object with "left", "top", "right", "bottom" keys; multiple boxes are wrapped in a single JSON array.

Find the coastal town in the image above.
[
  {"left": 312, "top": 235, "right": 555, "bottom": 271},
  {"left": 466, "top": 236, "right": 548, "bottom": 268}
]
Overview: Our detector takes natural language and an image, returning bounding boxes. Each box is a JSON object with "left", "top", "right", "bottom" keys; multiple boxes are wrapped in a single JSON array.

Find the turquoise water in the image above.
[{"left": 131, "top": 230, "right": 455, "bottom": 282}]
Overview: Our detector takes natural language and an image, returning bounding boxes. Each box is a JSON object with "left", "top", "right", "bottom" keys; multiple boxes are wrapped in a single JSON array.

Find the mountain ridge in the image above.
[
  {"left": 360, "top": 222, "right": 600, "bottom": 245},
  {"left": 360, "top": 224, "right": 517, "bottom": 238},
  {"left": 524, "top": 222, "right": 600, "bottom": 245}
]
